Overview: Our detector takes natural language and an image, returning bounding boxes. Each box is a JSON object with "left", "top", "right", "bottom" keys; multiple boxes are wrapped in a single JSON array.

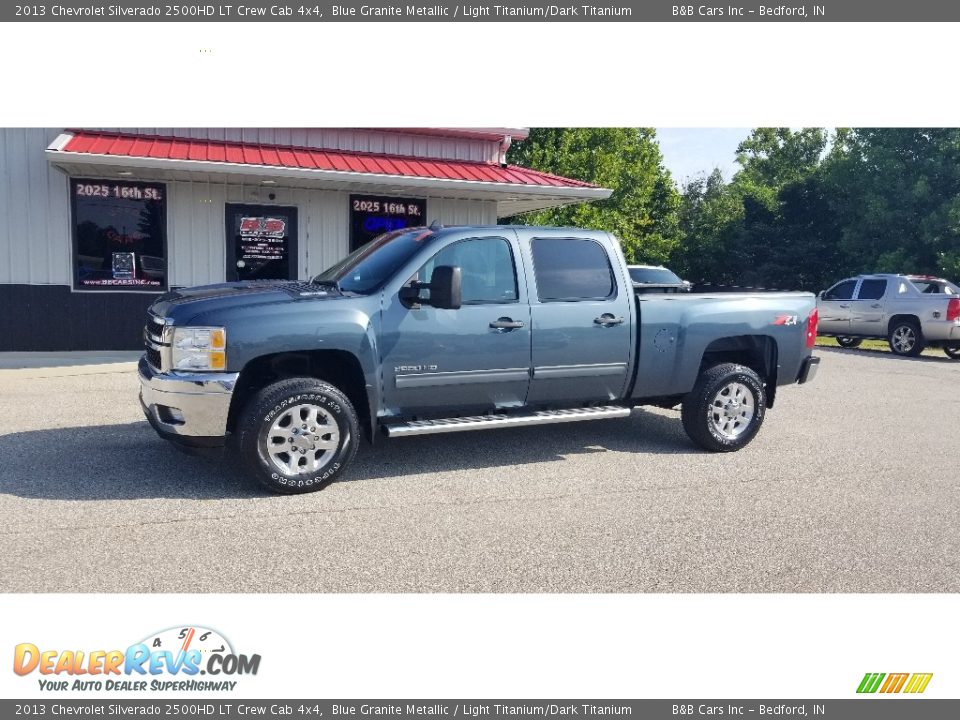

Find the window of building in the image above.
[
  {"left": 71, "top": 179, "right": 167, "bottom": 291},
  {"left": 531, "top": 238, "right": 615, "bottom": 301},
  {"left": 419, "top": 237, "right": 518, "bottom": 305}
]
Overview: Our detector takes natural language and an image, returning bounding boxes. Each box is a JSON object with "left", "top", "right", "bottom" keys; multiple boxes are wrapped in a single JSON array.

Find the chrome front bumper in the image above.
[{"left": 138, "top": 356, "right": 239, "bottom": 442}]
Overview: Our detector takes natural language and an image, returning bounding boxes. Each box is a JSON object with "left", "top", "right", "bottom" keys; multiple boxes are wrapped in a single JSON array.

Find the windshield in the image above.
[
  {"left": 313, "top": 228, "right": 434, "bottom": 294},
  {"left": 629, "top": 266, "right": 684, "bottom": 285},
  {"left": 909, "top": 278, "right": 960, "bottom": 295}
]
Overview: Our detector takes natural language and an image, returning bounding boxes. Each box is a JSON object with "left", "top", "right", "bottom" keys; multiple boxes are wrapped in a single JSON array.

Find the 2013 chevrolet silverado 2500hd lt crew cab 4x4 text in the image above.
[{"left": 139, "top": 225, "right": 820, "bottom": 494}]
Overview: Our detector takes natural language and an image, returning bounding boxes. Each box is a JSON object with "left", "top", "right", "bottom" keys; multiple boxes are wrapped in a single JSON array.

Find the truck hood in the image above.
[{"left": 149, "top": 280, "right": 342, "bottom": 323}]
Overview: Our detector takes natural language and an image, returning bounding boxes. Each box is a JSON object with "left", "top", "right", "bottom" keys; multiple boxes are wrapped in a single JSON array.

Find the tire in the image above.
[
  {"left": 888, "top": 319, "right": 925, "bottom": 357},
  {"left": 681, "top": 363, "right": 767, "bottom": 452},
  {"left": 236, "top": 377, "right": 360, "bottom": 494},
  {"left": 836, "top": 336, "right": 862, "bottom": 348},
  {"left": 945, "top": 345, "right": 960, "bottom": 360}
]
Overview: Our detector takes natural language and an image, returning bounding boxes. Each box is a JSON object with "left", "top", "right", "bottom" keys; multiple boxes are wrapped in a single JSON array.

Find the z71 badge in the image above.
[{"left": 774, "top": 314, "right": 798, "bottom": 326}]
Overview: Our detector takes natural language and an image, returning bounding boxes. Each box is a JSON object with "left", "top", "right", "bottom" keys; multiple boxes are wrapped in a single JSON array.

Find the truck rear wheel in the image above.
[
  {"left": 836, "top": 336, "right": 862, "bottom": 348},
  {"left": 681, "top": 363, "right": 766, "bottom": 452},
  {"left": 236, "top": 377, "right": 359, "bottom": 494},
  {"left": 888, "top": 319, "right": 924, "bottom": 357}
]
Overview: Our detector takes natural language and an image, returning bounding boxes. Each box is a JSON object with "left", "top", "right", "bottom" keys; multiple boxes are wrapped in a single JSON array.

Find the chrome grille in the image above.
[
  {"left": 144, "top": 313, "right": 168, "bottom": 371},
  {"left": 146, "top": 314, "right": 166, "bottom": 345},
  {"left": 146, "top": 345, "right": 162, "bottom": 369}
]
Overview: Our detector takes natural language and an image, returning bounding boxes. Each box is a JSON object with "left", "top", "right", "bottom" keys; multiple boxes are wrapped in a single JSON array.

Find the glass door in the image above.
[{"left": 225, "top": 204, "right": 298, "bottom": 282}]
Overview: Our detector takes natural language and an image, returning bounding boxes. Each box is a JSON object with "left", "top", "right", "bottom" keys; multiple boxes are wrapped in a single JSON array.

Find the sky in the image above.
[{"left": 654, "top": 128, "right": 751, "bottom": 187}]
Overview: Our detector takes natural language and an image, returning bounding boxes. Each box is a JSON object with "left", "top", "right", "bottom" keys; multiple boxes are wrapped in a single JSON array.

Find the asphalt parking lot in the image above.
[{"left": 1, "top": 347, "right": 958, "bottom": 593}]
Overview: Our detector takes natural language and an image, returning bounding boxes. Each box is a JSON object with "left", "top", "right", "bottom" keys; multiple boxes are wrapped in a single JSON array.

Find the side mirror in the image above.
[{"left": 428, "top": 265, "right": 462, "bottom": 310}]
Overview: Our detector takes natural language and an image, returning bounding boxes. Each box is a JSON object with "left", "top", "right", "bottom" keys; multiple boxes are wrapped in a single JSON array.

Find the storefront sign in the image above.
[
  {"left": 226, "top": 205, "right": 298, "bottom": 282},
  {"left": 350, "top": 194, "right": 426, "bottom": 251}
]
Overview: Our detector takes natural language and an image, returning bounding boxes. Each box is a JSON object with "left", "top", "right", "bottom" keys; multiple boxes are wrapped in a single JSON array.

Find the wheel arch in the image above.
[
  {"left": 887, "top": 313, "right": 922, "bottom": 336},
  {"left": 697, "top": 335, "right": 779, "bottom": 407},
  {"left": 227, "top": 349, "right": 374, "bottom": 442}
]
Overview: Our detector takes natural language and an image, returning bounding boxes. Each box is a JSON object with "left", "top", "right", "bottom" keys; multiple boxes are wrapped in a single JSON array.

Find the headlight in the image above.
[{"left": 172, "top": 327, "right": 226, "bottom": 371}]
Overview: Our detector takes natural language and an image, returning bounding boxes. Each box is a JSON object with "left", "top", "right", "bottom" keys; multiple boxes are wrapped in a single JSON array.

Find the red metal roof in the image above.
[{"left": 59, "top": 131, "right": 596, "bottom": 190}]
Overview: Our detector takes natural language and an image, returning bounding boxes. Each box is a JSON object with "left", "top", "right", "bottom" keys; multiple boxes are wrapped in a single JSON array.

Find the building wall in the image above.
[
  {"left": 0, "top": 128, "right": 499, "bottom": 351},
  {"left": 165, "top": 181, "right": 497, "bottom": 287},
  {"left": 0, "top": 128, "right": 73, "bottom": 286},
  {"left": 0, "top": 128, "right": 499, "bottom": 289}
]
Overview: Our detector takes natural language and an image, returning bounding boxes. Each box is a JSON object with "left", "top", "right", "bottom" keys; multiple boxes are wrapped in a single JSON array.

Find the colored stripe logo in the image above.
[{"left": 857, "top": 672, "right": 933, "bottom": 694}]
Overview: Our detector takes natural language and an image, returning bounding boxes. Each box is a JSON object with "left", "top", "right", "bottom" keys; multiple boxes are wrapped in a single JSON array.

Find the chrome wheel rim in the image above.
[
  {"left": 709, "top": 382, "right": 755, "bottom": 439},
  {"left": 266, "top": 403, "right": 340, "bottom": 475},
  {"left": 892, "top": 326, "right": 915, "bottom": 353}
]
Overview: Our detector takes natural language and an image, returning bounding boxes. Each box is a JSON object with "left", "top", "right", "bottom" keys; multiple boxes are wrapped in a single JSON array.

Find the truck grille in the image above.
[
  {"left": 144, "top": 313, "right": 168, "bottom": 370},
  {"left": 146, "top": 314, "right": 166, "bottom": 344},
  {"left": 146, "top": 345, "right": 162, "bottom": 369}
]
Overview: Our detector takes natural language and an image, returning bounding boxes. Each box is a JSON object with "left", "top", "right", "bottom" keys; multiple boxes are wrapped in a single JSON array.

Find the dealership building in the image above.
[{"left": 0, "top": 128, "right": 610, "bottom": 351}]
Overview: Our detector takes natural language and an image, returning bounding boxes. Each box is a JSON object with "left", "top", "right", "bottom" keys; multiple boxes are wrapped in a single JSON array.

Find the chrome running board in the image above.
[{"left": 384, "top": 405, "right": 631, "bottom": 438}]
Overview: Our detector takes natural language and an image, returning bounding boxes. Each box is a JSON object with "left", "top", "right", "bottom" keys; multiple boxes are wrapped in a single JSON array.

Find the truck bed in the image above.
[{"left": 628, "top": 290, "right": 817, "bottom": 401}]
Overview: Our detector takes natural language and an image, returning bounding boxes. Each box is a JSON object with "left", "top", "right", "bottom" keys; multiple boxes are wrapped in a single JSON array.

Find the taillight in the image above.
[
  {"left": 806, "top": 307, "right": 819, "bottom": 349},
  {"left": 947, "top": 298, "right": 960, "bottom": 322}
]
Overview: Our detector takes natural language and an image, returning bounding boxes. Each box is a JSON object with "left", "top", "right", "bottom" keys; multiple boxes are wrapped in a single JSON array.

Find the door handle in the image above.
[
  {"left": 490, "top": 317, "right": 525, "bottom": 331},
  {"left": 594, "top": 314, "right": 625, "bottom": 326},
  {"left": 871, "top": 303, "right": 882, "bottom": 308},
  {"left": 839, "top": 304, "right": 849, "bottom": 309}
]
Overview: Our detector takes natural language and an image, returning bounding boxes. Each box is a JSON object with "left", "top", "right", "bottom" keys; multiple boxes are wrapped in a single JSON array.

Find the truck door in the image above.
[
  {"left": 849, "top": 277, "right": 888, "bottom": 336},
  {"left": 524, "top": 236, "right": 632, "bottom": 405},
  {"left": 818, "top": 278, "right": 858, "bottom": 334},
  {"left": 379, "top": 234, "right": 531, "bottom": 416}
]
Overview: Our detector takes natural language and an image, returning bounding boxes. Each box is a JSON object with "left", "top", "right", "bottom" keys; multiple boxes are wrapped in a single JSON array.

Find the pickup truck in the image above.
[
  {"left": 818, "top": 273, "right": 960, "bottom": 358},
  {"left": 139, "top": 225, "right": 820, "bottom": 494}
]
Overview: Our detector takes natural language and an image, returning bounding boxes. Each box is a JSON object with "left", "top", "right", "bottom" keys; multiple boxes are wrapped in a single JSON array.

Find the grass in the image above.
[{"left": 815, "top": 336, "right": 948, "bottom": 358}]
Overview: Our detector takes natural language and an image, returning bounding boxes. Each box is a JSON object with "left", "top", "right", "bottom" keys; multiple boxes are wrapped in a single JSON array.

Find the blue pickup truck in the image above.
[{"left": 139, "top": 225, "right": 820, "bottom": 494}]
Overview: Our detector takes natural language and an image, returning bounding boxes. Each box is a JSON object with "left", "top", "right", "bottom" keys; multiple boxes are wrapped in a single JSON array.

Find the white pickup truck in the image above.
[{"left": 818, "top": 274, "right": 960, "bottom": 358}]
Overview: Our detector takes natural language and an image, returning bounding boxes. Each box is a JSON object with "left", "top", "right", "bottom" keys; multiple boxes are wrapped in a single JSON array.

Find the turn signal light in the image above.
[{"left": 806, "top": 307, "right": 819, "bottom": 349}]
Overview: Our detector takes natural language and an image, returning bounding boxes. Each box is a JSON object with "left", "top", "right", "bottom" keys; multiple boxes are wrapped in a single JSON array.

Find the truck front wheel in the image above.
[
  {"left": 236, "top": 377, "right": 359, "bottom": 494},
  {"left": 681, "top": 363, "right": 766, "bottom": 452}
]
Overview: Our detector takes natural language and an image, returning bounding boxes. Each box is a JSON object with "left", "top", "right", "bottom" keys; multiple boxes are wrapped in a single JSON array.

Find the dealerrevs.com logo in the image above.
[{"left": 13, "top": 626, "right": 261, "bottom": 693}]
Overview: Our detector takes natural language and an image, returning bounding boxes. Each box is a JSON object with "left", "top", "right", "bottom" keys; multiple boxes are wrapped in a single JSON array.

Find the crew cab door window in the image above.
[
  {"left": 530, "top": 238, "right": 616, "bottom": 301},
  {"left": 420, "top": 237, "right": 518, "bottom": 304},
  {"left": 823, "top": 279, "right": 857, "bottom": 301},
  {"left": 856, "top": 279, "right": 887, "bottom": 300}
]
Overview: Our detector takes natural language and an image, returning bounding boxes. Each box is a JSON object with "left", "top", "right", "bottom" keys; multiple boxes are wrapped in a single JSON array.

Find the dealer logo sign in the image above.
[
  {"left": 857, "top": 672, "right": 933, "bottom": 694},
  {"left": 13, "top": 626, "right": 260, "bottom": 693}
]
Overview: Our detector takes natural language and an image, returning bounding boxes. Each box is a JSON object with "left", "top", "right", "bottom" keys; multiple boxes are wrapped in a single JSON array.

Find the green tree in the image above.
[
  {"left": 824, "top": 128, "right": 960, "bottom": 278},
  {"left": 735, "top": 127, "right": 828, "bottom": 190},
  {"left": 506, "top": 128, "right": 682, "bottom": 264},
  {"left": 673, "top": 169, "right": 743, "bottom": 284}
]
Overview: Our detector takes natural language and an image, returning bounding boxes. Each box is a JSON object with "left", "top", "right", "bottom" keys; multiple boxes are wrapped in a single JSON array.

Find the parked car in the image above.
[
  {"left": 627, "top": 264, "right": 692, "bottom": 293},
  {"left": 139, "top": 225, "right": 820, "bottom": 494},
  {"left": 818, "top": 274, "right": 960, "bottom": 358}
]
